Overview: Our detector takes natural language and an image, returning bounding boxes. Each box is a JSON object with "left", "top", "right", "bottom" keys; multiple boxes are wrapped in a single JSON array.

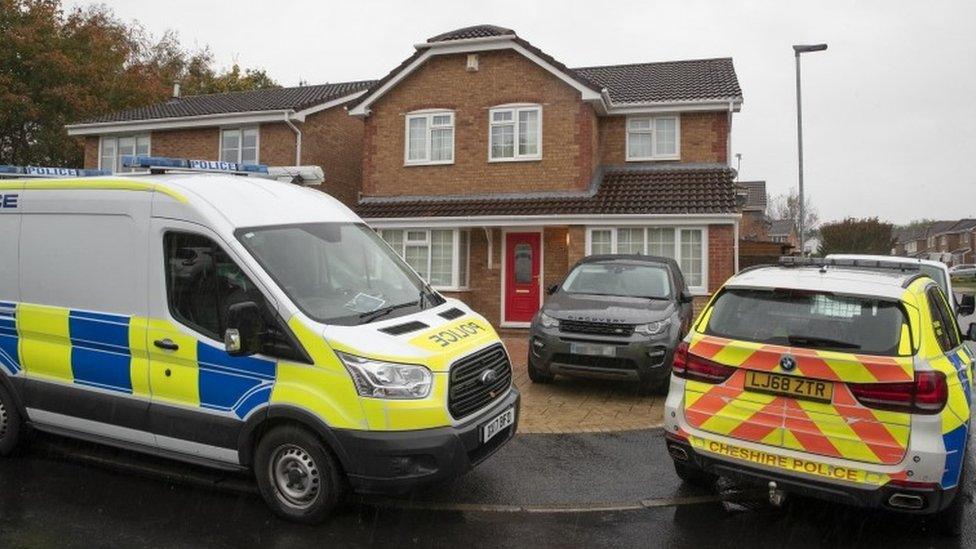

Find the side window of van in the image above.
[
  {"left": 165, "top": 232, "right": 263, "bottom": 340},
  {"left": 927, "top": 286, "right": 960, "bottom": 352}
]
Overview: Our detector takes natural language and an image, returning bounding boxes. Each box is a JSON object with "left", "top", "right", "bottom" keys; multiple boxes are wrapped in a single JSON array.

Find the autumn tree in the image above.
[
  {"left": 0, "top": 0, "right": 277, "bottom": 167},
  {"left": 818, "top": 218, "right": 896, "bottom": 256},
  {"left": 768, "top": 188, "right": 819, "bottom": 241}
]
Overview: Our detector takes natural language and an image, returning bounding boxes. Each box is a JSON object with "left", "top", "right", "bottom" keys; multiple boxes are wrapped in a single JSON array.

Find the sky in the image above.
[{"left": 68, "top": 0, "right": 976, "bottom": 225}]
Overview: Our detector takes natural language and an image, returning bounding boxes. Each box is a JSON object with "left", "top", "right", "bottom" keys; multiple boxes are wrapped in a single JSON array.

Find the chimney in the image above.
[{"left": 172, "top": 82, "right": 181, "bottom": 99}]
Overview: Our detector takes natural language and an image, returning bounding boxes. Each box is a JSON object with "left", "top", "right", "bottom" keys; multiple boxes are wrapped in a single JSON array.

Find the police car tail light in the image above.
[
  {"left": 672, "top": 342, "right": 735, "bottom": 384},
  {"left": 848, "top": 371, "right": 947, "bottom": 415}
]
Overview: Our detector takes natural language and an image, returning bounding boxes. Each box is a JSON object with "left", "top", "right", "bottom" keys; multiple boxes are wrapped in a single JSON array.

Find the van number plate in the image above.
[
  {"left": 745, "top": 371, "right": 833, "bottom": 403},
  {"left": 482, "top": 407, "right": 515, "bottom": 443}
]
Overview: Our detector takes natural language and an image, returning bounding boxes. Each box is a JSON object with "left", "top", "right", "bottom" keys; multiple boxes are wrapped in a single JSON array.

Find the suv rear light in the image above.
[
  {"left": 848, "top": 371, "right": 947, "bottom": 415},
  {"left": 672, "top": 341, "right": 735, "bottom": 384}
]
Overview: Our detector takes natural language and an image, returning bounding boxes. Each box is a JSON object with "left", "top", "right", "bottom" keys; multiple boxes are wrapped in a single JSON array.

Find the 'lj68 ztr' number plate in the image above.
[{"left": 744, "top": 371, "right": 833, "bottom": 403}]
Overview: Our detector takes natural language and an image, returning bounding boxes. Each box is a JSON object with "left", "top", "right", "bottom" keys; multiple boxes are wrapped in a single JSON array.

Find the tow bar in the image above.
[{"left": 768, "top": 481, "right": 787, "bottom": 507}]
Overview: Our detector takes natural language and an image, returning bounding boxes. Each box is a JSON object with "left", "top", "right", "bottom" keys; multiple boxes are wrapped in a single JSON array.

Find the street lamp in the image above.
[{"left": 793, "top": 43, "right": 827, "bottom": 256}]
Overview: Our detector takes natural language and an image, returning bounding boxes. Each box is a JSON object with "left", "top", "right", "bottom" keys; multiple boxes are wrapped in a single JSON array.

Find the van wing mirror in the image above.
[
  {"left": 959, "top": 294, "right": 975, "bottom": 317},
  {"left": 225, "top": 301, "right": 264, "bottom": 356}
]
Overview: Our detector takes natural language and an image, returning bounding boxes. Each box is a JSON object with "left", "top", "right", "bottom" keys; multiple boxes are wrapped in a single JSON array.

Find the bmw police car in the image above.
[
  {"left": 0, "top": 158, "right": 519, "bottom": 523},
  {"left": 665, "top": 257, "right": 976, "bottom": 532}
]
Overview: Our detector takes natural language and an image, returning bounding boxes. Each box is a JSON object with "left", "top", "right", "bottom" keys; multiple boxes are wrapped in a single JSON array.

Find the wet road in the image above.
[{"left": 1, "top": 430, "right": 974, "bottom": 548}]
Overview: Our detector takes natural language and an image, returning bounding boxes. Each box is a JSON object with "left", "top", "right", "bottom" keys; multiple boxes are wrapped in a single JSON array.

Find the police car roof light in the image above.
[
  {"left": 778, "top": 256, "right": 921, "bottom": 273},
  {"left": 121, "top": 156, "right": 270, "bottom": 175},
  {"left": 0, "top": 165, "right": 113, "bottom": 178}
]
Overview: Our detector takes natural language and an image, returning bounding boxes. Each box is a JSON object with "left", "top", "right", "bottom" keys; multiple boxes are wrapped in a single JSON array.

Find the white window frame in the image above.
[
  {"left": 625, "top": 115, "right": 681, "bottom": 161},
  {"left": 219, "top": 127, "right": 260, "bottom": 164},
  {"left": 380, "top": 228, "right": 470, "bottom": 291},
  {"left": 584, "top": 226, "right": 708, "bottom": 294},
  {"left": 488, "top": 104, "right": 542, "bottom": 162},
  {"left": 403, "top": 110, "right": 454, "bottom": 166},
  {"left": 98, "top": 134, "right": 151, "bottom": 173}
]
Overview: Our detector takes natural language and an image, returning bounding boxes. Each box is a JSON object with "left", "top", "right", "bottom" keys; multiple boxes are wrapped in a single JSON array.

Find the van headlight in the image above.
[
  {"left": 337, "top": 352, "right": 433, "bottom": 399},
  {"left": 635, "top": 320, "right": 669, "bottom": 337},
  {"left": 538, "top": 312, "right": 559, "bottom": 329}
]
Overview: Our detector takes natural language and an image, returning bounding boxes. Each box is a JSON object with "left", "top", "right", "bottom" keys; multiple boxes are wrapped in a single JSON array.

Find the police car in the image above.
[
  {"left": 664, "top": 257, "right": 976, "bottom": 533},
  {"left": 0, "top": 158, "right": 519, "bottom": 523}
]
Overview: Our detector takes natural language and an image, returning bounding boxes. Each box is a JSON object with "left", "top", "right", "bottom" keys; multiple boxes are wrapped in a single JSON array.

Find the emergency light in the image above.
[
  {"left": 0, "top": 165, "right": 112, "bottom": 178},
  {"left": 121, "top": 156, "right": 270, "bottom": 175}
]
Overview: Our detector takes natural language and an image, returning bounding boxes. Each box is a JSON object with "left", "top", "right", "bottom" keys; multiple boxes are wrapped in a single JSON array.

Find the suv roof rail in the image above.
[{"left": 777, "top": 256, "right": 921, "bottom": 272}]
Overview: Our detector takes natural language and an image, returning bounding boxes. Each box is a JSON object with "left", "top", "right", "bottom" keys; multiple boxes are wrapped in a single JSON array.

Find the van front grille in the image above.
[{"left": 448, "top": 344, "right": 512, "bottom": 419}]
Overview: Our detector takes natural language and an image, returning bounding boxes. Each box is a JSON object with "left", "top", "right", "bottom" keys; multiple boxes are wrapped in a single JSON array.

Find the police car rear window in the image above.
[{"left": 703, "top": 289, "right": 910, "bottom": 356}]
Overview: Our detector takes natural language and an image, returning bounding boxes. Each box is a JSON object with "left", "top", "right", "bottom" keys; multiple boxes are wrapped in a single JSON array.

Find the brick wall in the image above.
[
  {"left": 362, "top": 49, "right": 597, "bottom": 197},
  {"left": 598, "top": 112, "right": 729, "bottom": 165},
  {"left": 543, "top": 227, "right": 569, "bottom": 292},
  {"left": 708, "top": 224, "right": 735, "bottom": 293},
  {"left": 78, "top": 108, "right": 365, "bottom": 209}
]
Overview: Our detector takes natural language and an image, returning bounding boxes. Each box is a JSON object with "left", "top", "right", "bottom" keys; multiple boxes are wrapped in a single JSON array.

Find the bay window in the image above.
[
  {"left": 99, "top": 135, "right": 150, "bottom": 172},
  {"left": 626, "top": 115, "right": 680, "bottom": 161},
  {"left": 489, "top": 105, "right": 541, "bottom": 161},
  {"left": 380, "top": 228, "right": 470, "bottom": 290},
  {"left": 221, "top": 127, "right": 259, "bottom": 164},
  {"left": 405, "top": 111, "right": 454, "bottom": 165},
  {"left": 586, "top": 227, "right": 706, "bottom": 291}
]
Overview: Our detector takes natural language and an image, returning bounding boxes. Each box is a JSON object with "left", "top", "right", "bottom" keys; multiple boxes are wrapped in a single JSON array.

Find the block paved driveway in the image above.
[{"left": 501, "top": 334, "right": 665, "bottom": 433}]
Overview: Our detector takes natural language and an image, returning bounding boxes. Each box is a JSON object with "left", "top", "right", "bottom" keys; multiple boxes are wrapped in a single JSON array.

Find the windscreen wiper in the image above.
[
  {"left": 359, "top": 300, "right": 419, "bottom": 324},
  {"left": 786, "top": 335, "right": 861, "bottom": 350}
]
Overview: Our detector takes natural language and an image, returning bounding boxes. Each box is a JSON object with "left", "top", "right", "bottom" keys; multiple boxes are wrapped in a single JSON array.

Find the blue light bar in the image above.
[
  {"left": 122, "top": 156, "right": 269, "bottom": 175},
  {"left": 0, "top": 165, "right": 111, "bottom": 177}
]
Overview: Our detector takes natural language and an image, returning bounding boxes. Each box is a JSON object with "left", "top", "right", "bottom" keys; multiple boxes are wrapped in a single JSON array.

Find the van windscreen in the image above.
[
  {"left": 237, "top": 223, "right": 440, "bottom": 326},
  {"left": 703, "top": 289, "right": 910, "bottom": 356}
]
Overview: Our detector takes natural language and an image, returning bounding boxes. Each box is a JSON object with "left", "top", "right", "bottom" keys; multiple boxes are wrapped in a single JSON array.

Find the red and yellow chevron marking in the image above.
[
  {"left": 684, "top": 369, "right": 910, "bottom": 465},
  {"left": 688, "top": 333, "right": 914, "bottom": 384},
  {"left": 688, "top": 435, "right": 909, "bottom": 487}
]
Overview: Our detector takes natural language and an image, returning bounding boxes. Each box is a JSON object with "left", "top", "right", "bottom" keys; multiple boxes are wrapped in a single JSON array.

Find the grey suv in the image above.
[{"left": 528, "top": 255, "right": 694, "bottom": 392}]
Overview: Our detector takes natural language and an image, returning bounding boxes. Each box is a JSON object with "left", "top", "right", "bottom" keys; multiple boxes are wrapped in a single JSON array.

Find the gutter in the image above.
[
  {"left": 66, "top": 109, "right": 304, "bottom": 136},
  {"left": 283, "top": 114, "right": 303, "bottom": 165}
]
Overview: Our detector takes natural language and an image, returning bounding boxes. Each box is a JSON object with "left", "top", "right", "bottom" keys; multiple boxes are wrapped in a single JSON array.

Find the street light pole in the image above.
[{"left": 793, "top": 43, "right": 827, "bottom": 256}]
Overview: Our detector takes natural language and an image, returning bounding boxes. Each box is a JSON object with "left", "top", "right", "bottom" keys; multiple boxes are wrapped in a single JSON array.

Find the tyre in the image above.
[
  {"left": 673, "top": 460, "right": 717, "bottom": 488},
  {"left": 932, "top": 459, "right": 968, "bottom": 537},
  {"left": 0, "top": 383, "right": 23, "bottom": 456},
  {"left": 254, "top": 425, "right": 344, "bottom": 524},
  {"left": 527, "top": 360, "right": 554, "bottom": 384}
]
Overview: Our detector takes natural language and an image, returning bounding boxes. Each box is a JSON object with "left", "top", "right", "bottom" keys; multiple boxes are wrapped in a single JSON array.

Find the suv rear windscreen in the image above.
[{"left": 703, "top": 289, "right": 910, "bottom": 356}]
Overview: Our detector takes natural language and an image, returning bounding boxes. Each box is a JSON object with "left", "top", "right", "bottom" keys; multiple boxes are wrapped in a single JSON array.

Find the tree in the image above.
[
  {"left": 0, "top": 0, "right": 278, "bottom": 167},
  {"left": 768, "top": 188, "right": 819, "bottom": 241},
  {"left": 817, "top": 217, "right": 895, "bottom": 256}
]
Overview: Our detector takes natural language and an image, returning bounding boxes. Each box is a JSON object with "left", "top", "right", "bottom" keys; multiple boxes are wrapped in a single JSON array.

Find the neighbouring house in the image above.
[
  {"left": 768, "top": 219, "right": 797, "bottom": 249},
  {"left": 349, "top": 25, "right": 743, "bottom": 326},
  {"left": 737, "top": 181, "right": 769, "bottom": 241},
  {"left": 934, "top": 219, "right": 976, "bottom": 265},
  {"left": 66, "top": 80, "right": 376, "bottom": 208},
  {"left": 892, "top": 224, "right": 931, "bottom": 257}
]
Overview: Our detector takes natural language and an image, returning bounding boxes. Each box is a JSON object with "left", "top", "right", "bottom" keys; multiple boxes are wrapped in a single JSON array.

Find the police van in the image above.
[
  {"left": 665, "top": 257, "right": 976, "bottom": 533},
  {"left": 0, "top": 158, "right": 519, "bottom": 523}
]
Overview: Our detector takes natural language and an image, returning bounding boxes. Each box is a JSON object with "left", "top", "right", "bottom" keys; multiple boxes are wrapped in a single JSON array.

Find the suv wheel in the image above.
[
  {"left": 527, "top": 360, "right": 554, "bottom": 384},
  {"left": 254, "top": 425, "right": 344, "bottom": 524},
  {"left": 0, "top": 383, "right": 23, "bottom": 456},
  {"left": 673, "top": 460, "right": 716, "bottom": 488}
]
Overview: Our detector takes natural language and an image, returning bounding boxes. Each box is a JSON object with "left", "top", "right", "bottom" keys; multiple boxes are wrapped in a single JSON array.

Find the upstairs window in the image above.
[
  {"left": 626, "top": 116, "right": 680, "bottom": 161},
  {"left": 405, "top": 111, "right": 454, "bottom": 165},
  {"left": 100, "top": 135, "right": 150, "bottom": 173},
  {"left": 489, "top": 105, "right": 541, "bottom": 161},
  {"left": 221, "top": 127, "right": 259, "bottom": 164}
]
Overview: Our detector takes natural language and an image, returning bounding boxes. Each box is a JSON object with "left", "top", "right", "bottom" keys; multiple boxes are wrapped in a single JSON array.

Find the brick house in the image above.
[
  {"left": 767, "top": 219, "right": 797, "bottom": 249},
  {"left": 737, "top": 180, "right": 769, "bottom": 241},
  {"left": 350, "top": 25, "right": 743, "bottom": 326},
  {"left": 66, "top": 81, "right": 375, "bottom": 208},
  {"left": 934, "top": 219, "right": 976, "bottom": 265}
]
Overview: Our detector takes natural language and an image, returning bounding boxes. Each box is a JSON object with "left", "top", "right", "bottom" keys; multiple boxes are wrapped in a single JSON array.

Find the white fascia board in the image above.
[
  {"left": 606, "top": 99, "right": 743, "bottom": 115},
  {"left": 364, "top": 213, "right": 741, "bottom": 229},
  {"left": 66, "top": 110, "right": 302, "bottom": 136},
  {"left": 294, "top": 90, "right": 368, "bottom": 118},
  {"left": 348, "top": 39, "right": 603, "bottom": 117}
]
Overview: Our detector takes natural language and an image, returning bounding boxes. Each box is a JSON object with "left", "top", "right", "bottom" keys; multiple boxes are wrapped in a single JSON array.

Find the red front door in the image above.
[{"left": 504, "top": 232, "right": 541, "bottom": 324}]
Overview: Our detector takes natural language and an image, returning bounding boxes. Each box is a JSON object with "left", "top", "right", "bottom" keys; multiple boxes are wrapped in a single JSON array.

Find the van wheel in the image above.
[
  {"left": 0, "top": 383, "right": 23, "bottom": 456},
  {"left": 673, "top": 461, "right": 717, "bottom": 488},
  {"left": 254, "top": 425, "right": 344, "bottom": 524}
]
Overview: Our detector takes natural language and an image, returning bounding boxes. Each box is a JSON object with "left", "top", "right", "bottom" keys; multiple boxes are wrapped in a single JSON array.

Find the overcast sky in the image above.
[{"left": 69, "top": 0, "right": 976, "bottom": 225}]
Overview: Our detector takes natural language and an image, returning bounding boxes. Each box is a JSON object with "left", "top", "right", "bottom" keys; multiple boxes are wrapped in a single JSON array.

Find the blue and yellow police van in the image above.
[{"left": 0, "top": 159, "right": 519, "bottom": 523}]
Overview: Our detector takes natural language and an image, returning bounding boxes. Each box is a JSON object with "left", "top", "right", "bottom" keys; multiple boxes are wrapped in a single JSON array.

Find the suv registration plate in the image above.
[{"left": 745, "top": 371, "right": 833, "bottom": 403}]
